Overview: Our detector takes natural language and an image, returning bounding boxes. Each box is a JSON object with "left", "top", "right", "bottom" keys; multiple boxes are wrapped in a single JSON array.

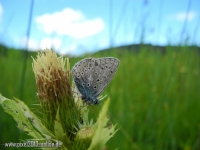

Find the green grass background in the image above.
[{"left": 0, "top": 45, "right": 200, "bottom": 150}]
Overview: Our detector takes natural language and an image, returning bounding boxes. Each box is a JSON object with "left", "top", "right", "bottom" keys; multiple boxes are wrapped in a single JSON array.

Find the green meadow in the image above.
[{"left": 0, "top": 45, "right": 200, "bottom": 150}]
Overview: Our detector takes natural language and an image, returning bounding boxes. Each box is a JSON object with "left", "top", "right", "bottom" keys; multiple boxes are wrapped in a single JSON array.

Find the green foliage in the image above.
[
  {"left": 0, "top": 45, "right": 200, "bottom": 150},
  {"left": 88, "top": 99, "right": 117, "bottom": 150}
]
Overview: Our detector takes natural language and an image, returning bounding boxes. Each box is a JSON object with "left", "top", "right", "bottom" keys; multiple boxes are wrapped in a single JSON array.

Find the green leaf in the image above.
[
  {"left": 54, "top": 107, "right": 70, "bottom": 150},
  {"left": 0, "top": 94, "right": 54, "bottom": 140},
  {"left": 88, "top": 98, "right": 118, "bottom": 150}
]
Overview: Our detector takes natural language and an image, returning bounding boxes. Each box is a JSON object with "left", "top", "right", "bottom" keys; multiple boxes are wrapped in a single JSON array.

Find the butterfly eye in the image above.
[
  {"left": 105, "top": 65, "right": 108, "bottom": 68},
  {"left": 82, "top": 83, "right": 85, "bottom": 86},
  {"left": 81, "top": 72, "right": 84, "bottom": 75},
  {"left": 84, "top": 69, "right": 87, "bottom": 72},
  {"left": 97, "top": 79, "right": 99, "bottom": 82},
  {"left": 87, "top": 83, "right": 90, "bottom": 87},
  {"left": 93, "top": 86, "right": 97, "bottom": 89},
  {"left": 101, "top": 67, "right": 104, "bottom": 70}
]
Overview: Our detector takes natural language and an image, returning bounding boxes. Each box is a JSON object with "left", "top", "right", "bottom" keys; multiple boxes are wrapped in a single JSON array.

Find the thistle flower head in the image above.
[
  {"left": 32, "top": 49, "right": 71, "bottom": 101},
  {"left": 32, "top": 49, "right": 79, "bottom": 134}
]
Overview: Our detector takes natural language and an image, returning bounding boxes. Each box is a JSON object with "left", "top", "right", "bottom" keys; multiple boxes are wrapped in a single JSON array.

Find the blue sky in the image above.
[{"left": 0, "top": 0, "right": 199, "bottom": 55}]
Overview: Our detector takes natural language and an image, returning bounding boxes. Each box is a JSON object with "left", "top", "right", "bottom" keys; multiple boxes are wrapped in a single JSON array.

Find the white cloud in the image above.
[
  {"left": 16, "top": 36, "right": 84, "bottom": 55},
  {"left": 40, "top": 37, "right": 62, "bottom": 50},
  {"left": 17, "top": 37, "right": 62, "bottom": 51},
  {"left": 169, "top": 11, "right": 196, "bottom": 21},
  {"left": 59, "top": 44, "right": 77, "bottom": 55},
  {"left": 18, "top": 37, "right": 39, "bottom": 51},
  {"left": 35, "top": 8, "right": 105, "bottom": 38}
]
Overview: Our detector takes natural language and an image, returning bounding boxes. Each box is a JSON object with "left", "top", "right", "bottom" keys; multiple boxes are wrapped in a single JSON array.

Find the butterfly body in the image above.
[{"left": 72, "top": 57, "right": 120, "bottom": 105}]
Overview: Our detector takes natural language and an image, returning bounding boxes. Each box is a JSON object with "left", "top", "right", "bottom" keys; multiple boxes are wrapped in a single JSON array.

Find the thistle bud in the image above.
[{"left": 32, "top": 49, "right": 80, "bottom": 135}]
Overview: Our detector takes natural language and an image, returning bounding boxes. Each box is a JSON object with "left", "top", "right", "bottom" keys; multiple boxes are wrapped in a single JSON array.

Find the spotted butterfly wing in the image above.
[
  {"left": 93, "top": 57, "right": 120, "bottom": 96},
  {"left": 72, "top": 57, "right": 120, "bottom": 105}
]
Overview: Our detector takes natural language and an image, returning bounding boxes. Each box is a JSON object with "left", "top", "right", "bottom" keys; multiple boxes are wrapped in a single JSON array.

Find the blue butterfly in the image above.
[{"left": 72, "top": 57, "right": 120, "bottom": 105}]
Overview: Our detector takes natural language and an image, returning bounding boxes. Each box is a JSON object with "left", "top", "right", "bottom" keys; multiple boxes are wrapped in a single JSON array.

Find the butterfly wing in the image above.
[
  {"left": 72, "top": 57, "right": 120, "bottom": 102},
  {"left": 71, "top": 58, "right": 98, "bottom": 98},
  {"left": 93, "top": 57, "right": 120, "bottom": 97}
]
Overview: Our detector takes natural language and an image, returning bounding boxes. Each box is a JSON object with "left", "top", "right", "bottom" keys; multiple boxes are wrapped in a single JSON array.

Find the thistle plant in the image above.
[{"left": 0, "top": 49, "right": 117, "bottom": 150}]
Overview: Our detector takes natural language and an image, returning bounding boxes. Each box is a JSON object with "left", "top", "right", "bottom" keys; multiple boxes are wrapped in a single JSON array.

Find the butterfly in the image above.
[{"left": 71, "top": 57, "right": 120, "bottom": 105}]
